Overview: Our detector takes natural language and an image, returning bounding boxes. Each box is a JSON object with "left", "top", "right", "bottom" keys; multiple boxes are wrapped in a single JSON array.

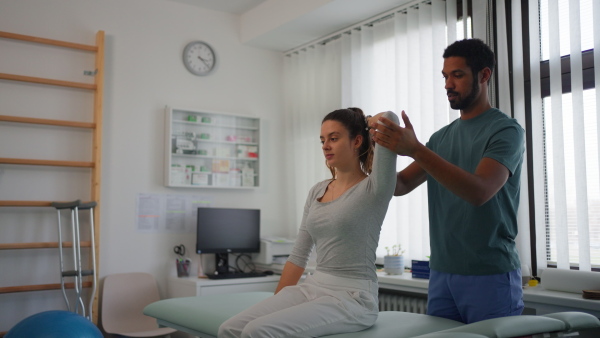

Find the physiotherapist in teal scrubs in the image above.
[{"left": 370, "top": 38, "right": 525, "bottom": 324}]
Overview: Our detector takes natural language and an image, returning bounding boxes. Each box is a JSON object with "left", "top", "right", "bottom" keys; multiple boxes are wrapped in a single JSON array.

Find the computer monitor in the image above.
[{"left": 196, "top": 207, "right": 260, "bottom": 274}]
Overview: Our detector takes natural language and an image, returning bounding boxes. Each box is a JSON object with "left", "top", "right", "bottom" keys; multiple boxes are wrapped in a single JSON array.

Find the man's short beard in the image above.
[{"left": 450, "top": 75, "right": 479, "bottom": 111}]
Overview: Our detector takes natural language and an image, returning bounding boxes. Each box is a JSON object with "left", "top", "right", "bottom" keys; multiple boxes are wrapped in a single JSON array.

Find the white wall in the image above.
[{"left": 0, "top": 0, "right": 288, "bottom": 332}]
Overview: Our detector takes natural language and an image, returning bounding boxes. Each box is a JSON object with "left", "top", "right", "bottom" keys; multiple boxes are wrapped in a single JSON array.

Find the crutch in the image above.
[
  {"left": 51, "top": 200, "right": 96, "bottom": 319},
  {"left": 78, "top": 200, "right": 97, "bottom": 321}
]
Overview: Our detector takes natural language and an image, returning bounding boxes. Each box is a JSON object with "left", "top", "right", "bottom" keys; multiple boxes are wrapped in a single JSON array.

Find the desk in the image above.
[
  {"left": 167, "top": 275, "right": 280, "bottom": 298},
  {"left": 166, "top": 273, "right": 418, "bottom": 299}
]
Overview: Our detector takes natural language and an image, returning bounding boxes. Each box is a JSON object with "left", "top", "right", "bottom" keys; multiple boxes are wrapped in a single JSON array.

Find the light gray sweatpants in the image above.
[{"left": 218, "top": 271, "right": 379, "bottom": 338}]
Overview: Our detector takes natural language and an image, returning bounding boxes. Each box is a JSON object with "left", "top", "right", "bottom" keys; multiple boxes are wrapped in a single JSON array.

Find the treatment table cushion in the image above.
[
  {"left": 541, "top": 311, "right": 600, "bottom": 332},
  {"left": 143, "top": 292, "right": 273, "bottom": 337},
  {"left": 144, "top": 292, "right": 600, "bottom": 338},
  {"left": 411, "top": 333, "right": 488, "bottom": 338},
  {"left": 415, "top": 312, "right": 600, "bottom": 338},
  {"left": 143, "top": 292, "right": 464, "bottom": 338},
  {"left": 324, "top": 311, "right": 464, "bottom": 337},
  {"left": 417, "top": 315, "right": 566, "bottom": 337}
]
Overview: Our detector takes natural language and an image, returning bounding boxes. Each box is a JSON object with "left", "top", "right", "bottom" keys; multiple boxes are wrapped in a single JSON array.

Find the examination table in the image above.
[{"left": 143, "top": 291, "right": 600, "bottom": 338}]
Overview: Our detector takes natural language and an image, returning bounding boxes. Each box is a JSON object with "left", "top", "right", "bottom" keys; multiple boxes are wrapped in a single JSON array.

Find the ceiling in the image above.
[
  {"left": 168, "top": 0, "right": 267, "bottom": 15},
  {"left": 169, "top": 0, "right": 414, "bottom": 52}
]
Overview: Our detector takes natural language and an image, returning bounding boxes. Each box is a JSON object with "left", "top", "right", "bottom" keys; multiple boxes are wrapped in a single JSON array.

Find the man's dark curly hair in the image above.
[{"left": 443, "top": 39, "right": 495, "bottom": 79}]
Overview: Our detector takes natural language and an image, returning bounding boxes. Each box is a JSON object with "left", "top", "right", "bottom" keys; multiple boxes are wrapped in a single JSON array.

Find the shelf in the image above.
[
  {"left": 172, "top": 153, "right": 258, "bottom": 161},
  {"left": 164, "top": 172, "right": 258, "bottom": 176},
  {"left": 173, "top": 120, "right": 259, "bottom": 131},
  {"left": 165, "top": 107, "right": 260, "bottom": 188},
  {"left": 168, "top": 184, "right": 258, "bottom": 189},
  {"left": 193, "top": 139, "right": 258, "bottom": 146}
]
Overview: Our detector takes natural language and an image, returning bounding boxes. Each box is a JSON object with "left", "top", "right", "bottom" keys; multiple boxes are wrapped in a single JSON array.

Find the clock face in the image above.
[{"left": 183, "top": 41, "right": 216, "bottom": 76}]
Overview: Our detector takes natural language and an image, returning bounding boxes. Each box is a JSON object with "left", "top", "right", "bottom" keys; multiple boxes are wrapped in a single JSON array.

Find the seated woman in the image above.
[{"left": 218, "top": 108, "right": 399, "bottom": 338}]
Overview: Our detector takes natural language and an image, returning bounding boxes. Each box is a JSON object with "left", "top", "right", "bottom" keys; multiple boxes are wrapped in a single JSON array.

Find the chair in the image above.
[{"left": 101, "top": 272, "right": 177, "bottom": 337}]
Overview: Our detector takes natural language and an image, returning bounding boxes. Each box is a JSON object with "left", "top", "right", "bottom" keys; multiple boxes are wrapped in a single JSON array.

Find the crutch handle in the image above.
[
  {"left": 51, "top": 200, "right": 81, "bottom": 210},
  {"left": 62, "top": 270, "right": 94, "bottom": 277},
  {"left": 78, "top": 201, "right": 97, "bottom": 210},
  {"left": 62, "top": 270, "right": 79, "bottom": 277}
]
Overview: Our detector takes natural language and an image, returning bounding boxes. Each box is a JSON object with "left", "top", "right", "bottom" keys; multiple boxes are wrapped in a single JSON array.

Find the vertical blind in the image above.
[
  {"left": 283, "top": 0, "right": 472, "bottom": 262},
  {"left": 283, "top": 41, "right": 341, "bottom": 236},
  {"left": 522, "top": 0, "right": 599, "bottom": 272}
]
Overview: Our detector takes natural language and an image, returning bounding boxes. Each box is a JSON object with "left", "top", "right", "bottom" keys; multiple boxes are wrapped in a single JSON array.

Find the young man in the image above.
[{"left": 369, "top": 38, "right": 525, "bottom": 324}]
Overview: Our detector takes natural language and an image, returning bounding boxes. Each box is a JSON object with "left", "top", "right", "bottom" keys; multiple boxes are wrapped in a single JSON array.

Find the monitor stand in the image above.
[{"left": 215, "top": 253, "right": 230, "bottom": 275}]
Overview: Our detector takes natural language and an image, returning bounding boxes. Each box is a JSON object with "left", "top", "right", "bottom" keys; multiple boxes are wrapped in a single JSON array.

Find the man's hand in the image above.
[{"left": 370, "top": 111, "right": 422, "bottom": 157}]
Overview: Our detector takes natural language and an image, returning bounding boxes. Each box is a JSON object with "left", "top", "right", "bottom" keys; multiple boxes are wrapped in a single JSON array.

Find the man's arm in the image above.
[
  {"left": 372, "top": 111, "right": 509, "bottom": 206},
  {"left": 395, "top": 161, "right": 427, "bottom": 196},
  {"left": 410, "top": 143, "right": 509, "bottom": 206}
]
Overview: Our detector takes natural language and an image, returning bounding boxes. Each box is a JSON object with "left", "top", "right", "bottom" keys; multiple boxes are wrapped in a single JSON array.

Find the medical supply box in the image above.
[{"left": 411, "top": 260, "right": 430, "bottom": 279}]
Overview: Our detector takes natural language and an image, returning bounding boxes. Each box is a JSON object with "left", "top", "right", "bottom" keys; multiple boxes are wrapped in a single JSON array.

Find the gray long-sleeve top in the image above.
[{"left": 287, "top": 111, "right": 399, "bottom": 282}]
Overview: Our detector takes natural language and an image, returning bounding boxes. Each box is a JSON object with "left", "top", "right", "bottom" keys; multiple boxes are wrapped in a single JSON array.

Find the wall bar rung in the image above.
[
  {"left": 0, "top": 241, "right": 92, "bottom": 250},
  {"left": 0, "top": 31, "right": 97, "bottom": 52},
  {"left": 0, "top": 281, "right": 93, "bottom": 294},
  {"left": 0, "top": 201, "right": 52, "bottom": 207},
  {"left": 0, "top": 115, "right": 95, "bottom": 129},
  {"left": 0, "top": 201, "right": 94, "bottom": 207},
  {"left": 0, "top": 73, "right": 96, "bottom": 90},
  {"left": 0, "top": 158, "right": 94, "bottom": 168}
]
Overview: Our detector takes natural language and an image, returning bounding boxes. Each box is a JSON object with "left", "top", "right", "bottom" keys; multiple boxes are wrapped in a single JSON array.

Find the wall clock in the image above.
[{"left": 182, "top": 41, "right": 216, "bottom": 76}]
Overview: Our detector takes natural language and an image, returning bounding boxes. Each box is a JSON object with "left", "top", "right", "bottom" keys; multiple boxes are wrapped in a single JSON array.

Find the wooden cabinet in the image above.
[{"left": 165, "top": 107, "right": 260, "bottom": 188}]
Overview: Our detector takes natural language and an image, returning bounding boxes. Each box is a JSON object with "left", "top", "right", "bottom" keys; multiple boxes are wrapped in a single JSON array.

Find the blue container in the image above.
[{"left": 411, "top": 260, "right": 430, "bottom": 279}]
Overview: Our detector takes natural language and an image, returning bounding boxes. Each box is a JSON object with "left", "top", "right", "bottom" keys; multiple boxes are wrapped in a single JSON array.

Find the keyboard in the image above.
[{"left": 206, "top": 272, "right": 267, "bottom": 280}]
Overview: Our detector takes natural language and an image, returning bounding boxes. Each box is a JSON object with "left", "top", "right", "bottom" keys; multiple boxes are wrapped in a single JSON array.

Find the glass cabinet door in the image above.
[{"left": 165, "top": 106, "right": 260, "bottom": 188}]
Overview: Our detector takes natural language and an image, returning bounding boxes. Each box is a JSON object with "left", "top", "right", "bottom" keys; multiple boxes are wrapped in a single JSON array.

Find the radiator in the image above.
[{"left": 378, "top": 291, "right": 428, "bottom": 314}]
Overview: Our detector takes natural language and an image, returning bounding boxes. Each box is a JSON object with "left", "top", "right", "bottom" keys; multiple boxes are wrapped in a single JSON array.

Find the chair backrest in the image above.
[{"left": 101, "top": 272, "right": 163, "bottom": 334}]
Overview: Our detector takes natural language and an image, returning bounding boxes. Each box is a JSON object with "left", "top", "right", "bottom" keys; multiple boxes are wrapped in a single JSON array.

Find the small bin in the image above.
[
  {"left": 411, "top": 260, "right": 430, "bottom": 279},
  {"left": 176, "top": 260, "right": 190, "bottom": 277}
]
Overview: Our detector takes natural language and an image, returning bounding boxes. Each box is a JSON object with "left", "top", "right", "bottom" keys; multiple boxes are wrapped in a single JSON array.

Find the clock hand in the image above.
[{"left": 197, "top": 55, "right": 211, "bottom": 67}]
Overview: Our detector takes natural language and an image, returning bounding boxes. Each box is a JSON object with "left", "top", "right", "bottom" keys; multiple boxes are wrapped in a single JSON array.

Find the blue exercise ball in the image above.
[{"left": 6, "top": 310, "right": 102, "bottom": 338}]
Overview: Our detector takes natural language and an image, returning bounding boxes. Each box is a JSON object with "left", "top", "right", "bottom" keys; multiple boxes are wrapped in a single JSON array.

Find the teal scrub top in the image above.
[{"left": 426, "top": 108, "right": 525, "bottom": 275}]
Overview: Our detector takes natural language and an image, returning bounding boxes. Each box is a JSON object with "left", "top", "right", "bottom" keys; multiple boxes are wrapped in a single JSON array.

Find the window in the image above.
[
  {"left": 542, "top": 91, "right": 599, "bottom": 268},
  {"left": 534, "top": 0, "right": 599, "bottom": 270}
]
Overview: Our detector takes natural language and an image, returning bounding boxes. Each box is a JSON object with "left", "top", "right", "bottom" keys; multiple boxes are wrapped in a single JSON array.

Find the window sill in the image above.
[
  {"left": 376, "top": 272, "right": 600, "bottom": 317},
  {"left": 377, "top": 271, "right": 429, "bottom": 294},
  {"left": 523, "top": 285, "right": 600, "bottom": 316}
]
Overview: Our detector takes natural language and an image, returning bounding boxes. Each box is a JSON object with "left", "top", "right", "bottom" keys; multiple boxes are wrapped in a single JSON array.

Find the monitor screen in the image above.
[{"left": 196, "top": 207, "right": 260, "bottom": 255}]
